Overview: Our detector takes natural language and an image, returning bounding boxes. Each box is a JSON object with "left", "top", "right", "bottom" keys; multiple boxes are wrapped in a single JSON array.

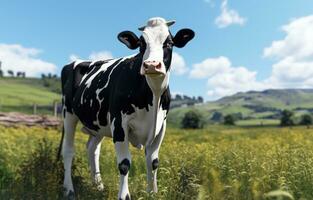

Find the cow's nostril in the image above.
[
  {"left": 143, "top": 62, "right": 149, "bottom": 69},
  {"left": 156, "top": 63, "right": 161, "bottom": 69}
]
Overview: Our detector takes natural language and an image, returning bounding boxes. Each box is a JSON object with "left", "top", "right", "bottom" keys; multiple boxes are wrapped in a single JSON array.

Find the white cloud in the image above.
[
  {"left": 190, "top": 15, "right": 313, "bottom": 99},
  {"left": 264, "top": 15, "right": 313, "bottom": 88},
  {"left": 190, "top": 56, "right": 265, "bottom": 98},
  {"left": 215, "top": 0, "right": 246, "bottom": 28},
  {"left": 204, "top": 0, "right": 215, "bottom": 7},
  {"left": 190, "top": 56, "right": 230, "bottom": 79},
  {"left": 207, "top": 66, "right": 264, "bottom": 98},
  {"left": 88, "top": 51, "right": 113, "bottom": 60},
  {"left": 171, "top": 52, "right": 188, "bottom": 75},
  {"left": 69, "top": 51, "right": 113, "bottom": 62},
  {"left": 0, "top": 43, "right": 57, "bottom": 77},
  {"left": 69, "top": 54, "right": 80, "bottom": 62}
]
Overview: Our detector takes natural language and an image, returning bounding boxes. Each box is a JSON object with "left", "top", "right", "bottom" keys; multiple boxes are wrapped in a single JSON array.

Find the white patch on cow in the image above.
[
  {"left": 73, "top": 59, "right": 86, "bottom": 69},
  {"left": 110, "top": 117, "right": 116, "bottom": 137},
  {"left": 141, "top": 18, "right": 170, "bottom": 75},
  {"left": 140, "top": 17, "right": 172, "bottom": 97},
  {"left": 123, "top": 100, "right": 167, "bottom": 148},
  {"left": 146, "top": 71, "right": 170, "bottom": 97}
]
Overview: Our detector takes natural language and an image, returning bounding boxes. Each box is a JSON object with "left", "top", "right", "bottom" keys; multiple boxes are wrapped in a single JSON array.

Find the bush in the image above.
[
  {"left": 300, "top": 114, "right": 313, "bottom": 126},
  {"left": 280, "top": 110, "right": 294, "bottom": 126},
  {"left": 181, "top": 110, "right": 204, "bottom": 129},
  {"left": 224, "top": 114, "right": 235, "bottom": 125}
]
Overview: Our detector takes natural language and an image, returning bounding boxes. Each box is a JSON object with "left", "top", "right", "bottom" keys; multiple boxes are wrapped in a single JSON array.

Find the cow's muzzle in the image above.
[{"left": 142, "top": 61, "right": 165, "bottom": 76}]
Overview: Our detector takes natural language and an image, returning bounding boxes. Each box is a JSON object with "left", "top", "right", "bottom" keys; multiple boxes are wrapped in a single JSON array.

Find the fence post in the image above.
[
  {"left": 53, "top": 101, "right": 58, "bottom": 117},
  {"left": 33, "top": 103, "right": 37, "bottom": 115}
]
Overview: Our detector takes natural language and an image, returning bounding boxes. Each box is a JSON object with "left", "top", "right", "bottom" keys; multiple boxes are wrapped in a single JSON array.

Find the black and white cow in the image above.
[{"left": 60, "top": 17, "right": 194, "bottom": 200}]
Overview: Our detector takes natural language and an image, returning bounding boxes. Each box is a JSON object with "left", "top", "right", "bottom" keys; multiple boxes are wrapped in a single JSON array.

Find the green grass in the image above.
[
  {"left": 1, "top": 125, "right": 313, "bottom": 199},
  {"left": 0, "top": 77, "right": 60, "bottom": 114},
  {"left": 236, "top": 119, "right": 280, "bottom": 126}
]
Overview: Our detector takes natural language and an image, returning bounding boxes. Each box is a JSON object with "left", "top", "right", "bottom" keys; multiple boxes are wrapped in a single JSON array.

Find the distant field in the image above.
[
  {"left": 0, "top": 77, "right": 60, "bottom": 114},
  {"left": 168, "top": 89, "right": 313, "bottom": 127},
  {"left": 1, "top": 125, "right": 313, "bottom": 199},
  {"left": 236, "top": 119, "right": 280, "bottom": 126}
]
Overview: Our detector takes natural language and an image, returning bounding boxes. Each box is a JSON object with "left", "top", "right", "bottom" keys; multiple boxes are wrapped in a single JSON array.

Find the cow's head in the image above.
[{"left": 118, "top": 17, "right": 194, "bottom": 96}]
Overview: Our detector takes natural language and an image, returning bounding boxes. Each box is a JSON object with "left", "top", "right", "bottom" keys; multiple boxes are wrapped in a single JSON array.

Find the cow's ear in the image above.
[
  {"left": 118, "top": 31, "right": 140, "bottom": 50},
  {"left": 173, "top": 29, "right": 195, "bottom": 48}
]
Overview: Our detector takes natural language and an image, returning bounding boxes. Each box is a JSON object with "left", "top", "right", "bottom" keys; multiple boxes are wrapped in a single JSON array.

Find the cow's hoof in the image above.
[
  {"left": 63, "top": 189, "right": 75, "bottom": 200},
  {"left": 136, "top": 144, "right": 143, "bottom": 150},
  {"left": 119, "top": 194, "right": 130, "bottom": 200},
  {"left": 96, "top": 182, "right": 104, "bottom": 191},
  {"left": 94, "top": 174, "right": 104, "bottom": 191}
]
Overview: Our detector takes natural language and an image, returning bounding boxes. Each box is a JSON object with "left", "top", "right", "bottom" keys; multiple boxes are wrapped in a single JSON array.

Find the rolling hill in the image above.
[
  {"left": 168, "top": 89, "right": 313, "bottom": 127},
  {"left": 1, "top": 77, "right": 313, "bottom": 126},
  {"left": 0, "top": 77, "right": 61, "bottom": 114}
]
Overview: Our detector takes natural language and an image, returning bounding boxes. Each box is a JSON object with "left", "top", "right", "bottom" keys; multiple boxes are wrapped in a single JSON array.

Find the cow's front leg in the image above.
[
  {"left": 111, "top": 117, "right": 131, "bottom": 200},
  {"left": 145, "top": 121, "right": 166, "bottom": 193},
  {"left": 86, "top": 134, "right": 104, "bottom": 191}
]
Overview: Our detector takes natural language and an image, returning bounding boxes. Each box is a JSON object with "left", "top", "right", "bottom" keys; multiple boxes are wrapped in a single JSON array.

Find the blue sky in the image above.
[{"left": 0, "top": 0, "right": 313, "bottom": 100}]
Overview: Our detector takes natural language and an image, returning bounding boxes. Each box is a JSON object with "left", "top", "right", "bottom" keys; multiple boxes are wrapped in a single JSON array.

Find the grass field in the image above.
[
  {"left": 0, "top": 77, "right": 60, "bottom": 114},
  {"left": 1, "top": 125, "right": 313, "bottom": 199}
]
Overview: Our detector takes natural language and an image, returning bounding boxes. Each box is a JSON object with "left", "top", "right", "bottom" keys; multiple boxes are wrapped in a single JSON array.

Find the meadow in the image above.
[
  {"left": 1, "top": 125, "right": 313, "bottom": 200},
  {"left": 0, "top": 77, "right": 60, "bottom": 114}
]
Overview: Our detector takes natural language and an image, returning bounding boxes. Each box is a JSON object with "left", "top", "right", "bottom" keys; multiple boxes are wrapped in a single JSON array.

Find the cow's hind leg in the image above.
[
  {"left": 62, "top": 112, "right": 78, "bottom": 198},
  {"left": 86, "top": 134, "right": 105, "bottom": 190},
  {"left": 145, "top": 121, "right": 166, "bottom": 193}
]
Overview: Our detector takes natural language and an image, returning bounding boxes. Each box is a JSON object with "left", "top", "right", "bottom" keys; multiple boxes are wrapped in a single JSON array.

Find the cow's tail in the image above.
[{"left": 56, "top": 125, "right": 64, "bottom": 161}]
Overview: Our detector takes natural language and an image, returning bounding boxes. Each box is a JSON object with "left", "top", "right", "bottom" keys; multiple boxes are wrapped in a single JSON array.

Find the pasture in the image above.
[
  {"left": 0, "top": 126, "right": 313, "bottom": 199},
  {"left": 1, "top": 125, "right": 313, "bottom": 199},
  {"left": 0, "top": 77, "right": 60, "bottom": 114}
]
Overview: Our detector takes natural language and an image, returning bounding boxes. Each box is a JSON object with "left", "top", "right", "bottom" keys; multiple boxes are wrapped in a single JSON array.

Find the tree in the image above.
[
  {"left": 197, "top": 96, "right": 204, "bottom": 103},
  {"left": 181, "top": 110, "right": 203, "bottom": 129},
  {"left": 280, "top": 109, "right": 294, "bottom": 126},
  {"left": 0, "top": 70, "right": 3, "bottom": 77},
  {"left": 175, "top": 94, "right": 182, "bottom": 100},
  {"left": 300, "top": 114, "right": 313, "bottom": 127},
  {"left": 211, "top": 112, "right": 223, "bottom": 122},
  {"left": 7, "top": 70, "right": 14, "bottom": 77},
  {"left": 224, "top": 114, "right": 235, "bottom": 125}
]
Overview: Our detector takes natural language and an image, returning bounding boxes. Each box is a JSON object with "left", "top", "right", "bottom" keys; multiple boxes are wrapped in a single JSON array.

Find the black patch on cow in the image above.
[
  {"left": 152, "top": 158, "right": 159, "bottom": 171},
  {"left": 161, "top": 87, "right": 171, "bottom": 112},
  {"left": 119, "top": 194, "right": 130, "bottom": 200},
  {"left": 162, "top": 35, "right": 174, "bottom": 71},
  {"left": 118, "top": 159, "right": 130, "bottom": 176},
  {"left": 61, "top": 61, "right": 92, "bottom": 114}
]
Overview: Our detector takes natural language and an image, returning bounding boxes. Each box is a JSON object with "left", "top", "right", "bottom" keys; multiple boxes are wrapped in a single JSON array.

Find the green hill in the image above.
[
  {"left": 168, "top": 89, "right": 313, "bottom": 127},
  {"left": 0, "top": 77, "right": 61, "bottom": 114}
]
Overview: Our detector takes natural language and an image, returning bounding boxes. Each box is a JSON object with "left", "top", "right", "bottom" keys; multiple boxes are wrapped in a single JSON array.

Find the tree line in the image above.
[{"left": 181, "top": 109, "right": 313, "bottom": 129}]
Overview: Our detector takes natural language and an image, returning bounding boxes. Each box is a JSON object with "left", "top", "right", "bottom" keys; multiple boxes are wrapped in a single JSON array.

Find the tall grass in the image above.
[{"left": 1, "top": 125, "right": 313, "bottom": 199}]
